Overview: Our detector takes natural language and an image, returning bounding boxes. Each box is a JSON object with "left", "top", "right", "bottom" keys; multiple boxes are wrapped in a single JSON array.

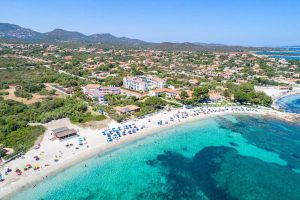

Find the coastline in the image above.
[
  {"left": 0, "top": 106, "right": 298, "bottom": 199},
  {"left": 273, "top": 92, "right": 300, "bottom": 110},
  {"left": 255, "top": 85, "right": 300, "bottom": 110}
]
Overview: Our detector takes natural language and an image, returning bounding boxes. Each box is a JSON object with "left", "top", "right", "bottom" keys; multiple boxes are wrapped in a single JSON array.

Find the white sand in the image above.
[
  {"left": 0, "top": 106, "right": 296, "bottom": 199},
  {"left": 255, "top": 86, "right": 300, "bottom": 109}
]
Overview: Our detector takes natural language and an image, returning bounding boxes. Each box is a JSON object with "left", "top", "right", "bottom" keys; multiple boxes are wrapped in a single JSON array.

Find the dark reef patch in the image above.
[
  {"left": 144, "top": 146, "right": 300, "bottom": 200},
  {"left": 229, "top": 142, "right": 239, "bottom": 147},
  {"left": 215, "top": 115, "right": 300, "bottom": 169}
]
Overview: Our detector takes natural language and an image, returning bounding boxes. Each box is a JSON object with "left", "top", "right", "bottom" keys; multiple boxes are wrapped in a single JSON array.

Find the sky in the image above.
[{"left": 1, "top": 0, "right": 300, "bottom": 46}]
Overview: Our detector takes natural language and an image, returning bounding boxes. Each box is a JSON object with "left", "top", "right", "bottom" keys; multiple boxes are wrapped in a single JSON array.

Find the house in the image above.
[
  {"left": 51, "top": 127, "right": 77, "bottom": 140},
  {"left": 149, "top": 88, "right": 180, "bottom": 98},
  {"left": 189, "top": 79, "right": 199, "bottom": 85},
  {"left": 113, "top": 105, "right": 140, "bottom": 115},
  {"left": 64, "top": 56, "right": 73, "bottom": 61},
  {"left": 120, "top": 88, "right": 146, "bottom": 98}
]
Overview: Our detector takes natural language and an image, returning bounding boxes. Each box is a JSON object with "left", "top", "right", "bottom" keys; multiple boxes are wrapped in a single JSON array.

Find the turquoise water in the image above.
[
  {"left": 256, "top": 51, "right": 300, "bottom": 56},
  {"left": 256, "top": 49, "right": 300, "bottom": 61},
  {"left": 277, "top": 94, "right": 300, "bottom": 114},
  {"left": 9, "top": 114, "right": 300, "bottom": 200},
  {"left": 270, "top": 55, "right": 300, "bottom": 61}
]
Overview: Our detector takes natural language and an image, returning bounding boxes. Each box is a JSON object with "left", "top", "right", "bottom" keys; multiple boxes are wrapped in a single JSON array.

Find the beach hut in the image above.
[{"left": 51, "top": 127, "right": 78, "bottom": 140}]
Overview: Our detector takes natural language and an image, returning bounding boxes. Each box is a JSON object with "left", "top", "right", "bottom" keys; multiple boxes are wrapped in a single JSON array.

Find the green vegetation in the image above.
[
  {"left": 99, "top": 76, "right": 123, "bottom": 87},
  {"left": 252, "top": 77, "right": 281, "bottom": 86},
  {"left": 0, "top": 57, "right": 33, "bottom": 68},
  {"left": 0, "top": 147, "right": 6, "bottom": 159},
  {"left": 0, "top": 66, "right": 86, "bottom": 95},
  {"left": 0, "top": 96, "right": 105, "bottom": 157},
  {"left": 96, "top": 95, "right": 167, "bottom": 122},
  {"left": 0, "top": 148, "right": 5, "bottom": 158},
  {"left": 192, "top": 86, "right": 209, "bottom": 102},
  {"left": 166, "top": 78, "right": 191, "bottom": 87},
  {"left": 38, "top": 88, "right": 56, "bottom": 96},
  {"left": 258, "top": 61, "right": 276, "bottom": 77},
  {"left": 0, "top": 82, "right": 9, "bottom": 90},
  {"left": 14, "top": 88, "right": 33, "bottom": 99},
  {"left": 228, "top": 83, "right": 273, "bottom": 106},
  {"left": 33, "top": 97, "right": 88, "bottom": 123},
  {"left": 0, "top": 99, "right": 45, "bottom": 156},
  {"left": 179, "top": 90, "right": 189, "bottom": 101},
  {"left": 70, "top": 112, "right": 106, "bottom": 123},
  {"left": 2, "top": 126, "right": 45, "bottom": 155},
  {"left": 0, "top": 42, "right": 296, "bottom": 158},
  {"left": 0, "top": 91, "right": 9, "bottom": 96}
]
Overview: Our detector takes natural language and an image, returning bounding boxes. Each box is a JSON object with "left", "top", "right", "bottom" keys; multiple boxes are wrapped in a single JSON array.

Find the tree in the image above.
[
  {"left": 232, "top": 83, "right": 272, "bottom": 106},
  {"left": 180, "top": 90, "right": 189, "bottom": 101},
  {"left": 144, "top": 97, "right": 166, "bottom": 109},
  {"left": 0, "top": 147, "right": 5, "bottom": 158},
  {"left": 253, "top": 92, "right": 273, "bottom": 107},
  {"left": 223, "top": 89, "right": 231, "bottom": 99},
  {"left": 192, "top": 86, "right": 209, "bottom": 103}
]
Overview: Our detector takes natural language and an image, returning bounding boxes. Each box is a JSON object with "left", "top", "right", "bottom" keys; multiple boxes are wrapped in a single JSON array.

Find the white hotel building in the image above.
[{"left": 123, "top": 76, "right": 166, "bottom": 92}]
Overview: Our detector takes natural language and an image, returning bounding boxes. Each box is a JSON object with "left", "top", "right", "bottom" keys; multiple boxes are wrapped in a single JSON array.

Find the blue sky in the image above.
[{"left": 1, "top": 0, "right": 300, "bottom": 46}]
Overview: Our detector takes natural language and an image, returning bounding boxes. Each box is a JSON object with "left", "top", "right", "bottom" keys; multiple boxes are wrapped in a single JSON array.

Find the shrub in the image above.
[{"left": 14, "top": 89, "right": 33, "bottom": 99}]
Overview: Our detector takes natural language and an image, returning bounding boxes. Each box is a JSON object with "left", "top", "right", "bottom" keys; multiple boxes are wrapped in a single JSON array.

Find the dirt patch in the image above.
[{"left": 1, "top": 86, "right": 46, "bottom": 105}]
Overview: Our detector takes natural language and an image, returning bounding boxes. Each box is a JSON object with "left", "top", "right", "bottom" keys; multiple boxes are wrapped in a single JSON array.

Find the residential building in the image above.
[
  {"left": 82, "top": 84, "right": 121, "bottom": 104},
  {"left": 123, "top": 75, "right": 166, "bottom": 92},
  {"left": 123, "top": 76, "right": 148, "bottom": 92}
]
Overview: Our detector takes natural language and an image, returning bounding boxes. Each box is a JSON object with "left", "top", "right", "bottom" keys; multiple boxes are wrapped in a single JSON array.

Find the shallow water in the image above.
[
  {"left": 256, "top": 49, "right": 300, "bottom": 60},
  {"left": 277, "top": 94, "right": 300, "bottom": 114},
  {"left": 10, "top": 114, "right": 300, "bottom": 200}
]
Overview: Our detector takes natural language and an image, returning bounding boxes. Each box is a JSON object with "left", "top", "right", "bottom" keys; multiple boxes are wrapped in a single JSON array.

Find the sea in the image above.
[
  {"left": 276, "top": 93, "right": 300, "bottom": 114},
  {"left": 256, "top": 47, "right": 300, "bottom": 61},
  {"left": 9, "top": 114, "right": 300, "bottom": 200}
]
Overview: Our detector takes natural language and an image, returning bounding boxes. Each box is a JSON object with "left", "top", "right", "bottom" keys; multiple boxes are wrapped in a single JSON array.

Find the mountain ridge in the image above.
[
  {"left": 0, "top": 22, "right": 274, "bottom": 51},
  {"left": 0, "top": 23, "right": 149, "bottom": 46}
]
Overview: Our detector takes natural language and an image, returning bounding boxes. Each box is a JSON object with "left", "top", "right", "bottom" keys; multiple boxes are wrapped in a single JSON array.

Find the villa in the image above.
[
  {"left": 149, "top": 88, "right": 180, "bottom": 98},
  {"left": 120, "top": 88, "right": 147, "bottom": 98},
  {"left": 82, "top": 84, "right": 121, "bottom": 104}
]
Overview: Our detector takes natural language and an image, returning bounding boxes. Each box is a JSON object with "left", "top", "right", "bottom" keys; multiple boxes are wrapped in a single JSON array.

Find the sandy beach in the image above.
[
  {"left": 255, "top": 86, "right": 300, "bottom": 109},
  {"left": 0, "top": 105, "right": 298, "bottom": 199}
]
